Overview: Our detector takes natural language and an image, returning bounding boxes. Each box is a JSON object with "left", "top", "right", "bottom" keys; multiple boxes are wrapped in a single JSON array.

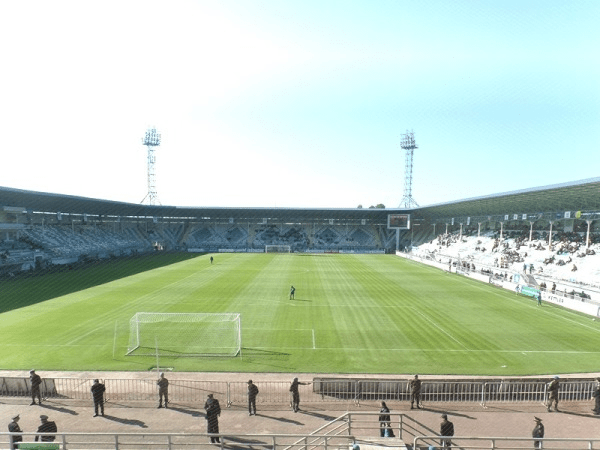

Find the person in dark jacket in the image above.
[
  {"left": 157, "top": 372, "right": 169, "bottom": 408},
  {"left": 378, "top": 401, "right": 394, "bottom": 437},
  {"left": 532, "top": 416, "right": 544, "bottom": 449},
  {"left": 440, "top": 414, "right": 454, "bottom": 449},
  {"left": 289, "top": 377, "right": 310, "bottom": 412},
  {"left": 204, "top": 394, "right": 221, "bottom": 443},
  {"left": 91, "top": 379, "right": 106, "bottom": 417},
  {"left": 8, "top": 414, "right": 23, "bottom": 450},
  {"left": 35, "top": 415, "right": 57, "bottom": 442},
  {"left": 592, "top": 378, "right": 600, "bottom": 415},
  {"left": 247, "top": 379, "right": 259, "bottom": 416},
  {"left": 29, "top": 370, "right": 42, "bottom": 405}
]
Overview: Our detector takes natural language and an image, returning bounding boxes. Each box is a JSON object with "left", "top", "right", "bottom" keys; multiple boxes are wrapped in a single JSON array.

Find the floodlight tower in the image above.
[
  {"left": 399, "top": 130, "right": 419, "bottom": 208},
  {"left": 141, "top": 127, "right": 161, "bottom": 205}
]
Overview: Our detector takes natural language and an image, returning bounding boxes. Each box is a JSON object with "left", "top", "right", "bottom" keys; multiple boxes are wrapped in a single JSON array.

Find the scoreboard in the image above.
[{"left": 387, "top": 214, "right": 410, "bottom": 230}]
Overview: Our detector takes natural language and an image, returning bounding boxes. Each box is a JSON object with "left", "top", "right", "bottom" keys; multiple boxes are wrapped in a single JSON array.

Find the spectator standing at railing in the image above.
[
  {"left": 592, "top": 378, "right": 600, "bottom": 415},
  {"left": 532, "top": 416, "right": 544, "bottom": 449},
  {"left": 8, "top": 414, "right": 23, "bottom": 450},
  {"left": 157, "top": 372, "right": 169, "bottom": 408},
  {"left": 35, "top": 415, "right": 57, "bottom": 442},
  {"left": 410, "top": 374, "right": 422, "bottom": 409},
  {"left": 378, "top": 401, "right": 394, "bottom": 437},
  {"left": 91, "top": 379, "right": 106, "bottom": 417},
  {"left": 289, "top": 377, "right": 310, "bottom": 412},
  {"left": 247, "top": 379, "right": 259, "bottom": 416},
  {"left": 439, "top": 414, "right": 454, "bottom": 449},
  {"left": 546, "top": 376, "right": 560, "bottom": 412},
  {"left": 204, "top": 393, "right": 221, "bottom": 443},
  {"left": 29, "top": 370, "right": 42, "bottom": 405}
]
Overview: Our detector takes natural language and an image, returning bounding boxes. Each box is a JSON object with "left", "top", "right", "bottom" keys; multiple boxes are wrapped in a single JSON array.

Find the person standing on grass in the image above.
[
  {"left": 532, "top": 416, "right": 544, "bottom": 449},
  {"left": 247, "top": 379, "right": 259, "bottom": 416},
  {"left": 29, "top": 370, "right": 42, "bottom": 405},
  {"left": 546, "top": 375, "right": 560, "bottom": 412},
  {"left": 204, "top": 393, "right": 221, "bottom": 443},
  {"left": 440, "top": 414, "right": 454, "bottom": 449},
  {"left": 537, "top": 291, "right": 542, "bottom": 306},
  {"left": 8, "top": 414, "right": 23, "bottom": 450},
  {"left": 410, "top": 374, "right": 422, "bottom": 409},
  {"left": 210, "top": 256, "right": 213, "bottom": 265},
  {"left": 157, "top": 372, "right": 169, "bottom": 408},
  {"left": 289, "top": 377, "right": 310, "bottom": 412},
  {"left": 91, "top": 379, "right": 106, "bottom": 417},
  {"left": 290, "top": 285, "right": 296, "bottom": 300}
]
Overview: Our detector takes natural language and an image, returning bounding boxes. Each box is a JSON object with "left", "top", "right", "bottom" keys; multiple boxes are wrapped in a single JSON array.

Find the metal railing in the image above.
[
  {"left": 1, "top": 432, "right": 355, "bottom": 450},
  {"left": 1, "top": 377, "right": 596, "bottom": 409},
  {"left": 414, "top": 435, "right": 600, "bottom": 450}
]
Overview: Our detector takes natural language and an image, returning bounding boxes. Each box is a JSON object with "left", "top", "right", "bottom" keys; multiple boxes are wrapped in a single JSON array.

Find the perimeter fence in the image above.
[{"left": 1, "top": 376, "right": 597, "bottom": 408}]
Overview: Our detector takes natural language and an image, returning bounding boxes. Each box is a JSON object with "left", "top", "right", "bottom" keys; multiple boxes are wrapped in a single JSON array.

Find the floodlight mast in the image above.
[
  {"left": 141, "top": 127, "right": 161, "bottom": 205},
  {"left": 399, "top": 130, "right": 419, "bottom": 208}
]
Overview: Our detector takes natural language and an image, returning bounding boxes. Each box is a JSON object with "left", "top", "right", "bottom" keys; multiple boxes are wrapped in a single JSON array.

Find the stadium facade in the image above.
[{"left": 0, "top": 177, "right": 599, "bottom": 271}]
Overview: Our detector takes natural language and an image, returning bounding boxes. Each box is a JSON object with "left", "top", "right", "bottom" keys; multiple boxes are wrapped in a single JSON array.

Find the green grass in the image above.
[{"left": 1, "top": 253, "right": 599, "bottom": 375}]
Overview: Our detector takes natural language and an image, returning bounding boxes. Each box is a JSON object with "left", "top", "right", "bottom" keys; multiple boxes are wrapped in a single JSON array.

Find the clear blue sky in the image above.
[{"left": 1, "top": 0, "right": 598, "bottom": 208}]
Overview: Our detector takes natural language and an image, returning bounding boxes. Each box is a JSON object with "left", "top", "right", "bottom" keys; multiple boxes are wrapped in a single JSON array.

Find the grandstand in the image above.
[{"left": 1, "top": 178, "right": 599, "bottom": 274}]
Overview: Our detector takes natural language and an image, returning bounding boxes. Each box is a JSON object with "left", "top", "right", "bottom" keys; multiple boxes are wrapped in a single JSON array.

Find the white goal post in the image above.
[
  {"left": 265, "top": 245, "right": 291, "bottom": 253},
  {"left": 126, "top": 312, "right": 241, "bottom": 357}
]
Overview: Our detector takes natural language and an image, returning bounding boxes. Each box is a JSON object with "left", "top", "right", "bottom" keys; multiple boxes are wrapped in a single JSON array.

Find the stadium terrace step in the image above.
[{"left": 352, "top": 438, "right": 409, "bottom": 449}]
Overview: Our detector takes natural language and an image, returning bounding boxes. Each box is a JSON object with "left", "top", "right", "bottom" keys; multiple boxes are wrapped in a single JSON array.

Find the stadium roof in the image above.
[
  {"left": 416, "top": 177, "right": 600, "bottom": 221},
  {"left": 0, "top": 186, "right": 403, "bottom": 222},
  {"left": 1, "top": 177, "right": 599, "bottom": 224}
]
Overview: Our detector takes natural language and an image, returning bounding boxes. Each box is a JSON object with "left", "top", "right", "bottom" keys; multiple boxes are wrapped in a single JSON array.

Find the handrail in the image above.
[{"left": 414, "top": 435, "right": 600, "bottom": 450}]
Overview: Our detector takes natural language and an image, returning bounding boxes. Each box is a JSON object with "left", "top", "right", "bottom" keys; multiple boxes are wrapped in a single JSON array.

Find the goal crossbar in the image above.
[{"left": 126, "top": 312, "right": 241, "bottom": 357}]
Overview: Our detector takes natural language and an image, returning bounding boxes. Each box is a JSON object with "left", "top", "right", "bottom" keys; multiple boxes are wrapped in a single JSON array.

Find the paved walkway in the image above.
[{"left": 1, "top": 371, "right": 599, "bottom": 447}]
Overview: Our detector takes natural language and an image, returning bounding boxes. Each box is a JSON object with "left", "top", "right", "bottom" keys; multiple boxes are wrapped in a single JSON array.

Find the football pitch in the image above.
[{"left": 1, "top": 252, "right": 599, "bottom": 375}]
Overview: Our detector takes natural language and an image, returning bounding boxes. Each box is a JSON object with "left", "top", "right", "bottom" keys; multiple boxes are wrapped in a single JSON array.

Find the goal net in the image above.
[
  {"left": 126, "top": 312, "right": 241, "bottom": 357},
  {"left": 265, "top": 245, "right": 291, "bottom": 253}
]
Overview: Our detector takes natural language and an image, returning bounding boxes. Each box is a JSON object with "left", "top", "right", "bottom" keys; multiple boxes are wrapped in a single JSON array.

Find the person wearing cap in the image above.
[
  {"left": 8, "top": 414, "right": 23, "bottom": 450},
  {"left": 204, "top": 393, "right": 221, "bottom": 443},
  {"left": 157, "top": 372, "right": 169, "bottom": 408},
  {"left": 410, "top": 374, "right": 422, "bottom": 409},
  {"left": 289, "top": 377, "right": 311, "bottom": 412},
  {"left": 247, "top": 379, "right": 259, "bottom": 416},
  {"left": 532, "top": 416, "right": 544, "bottom": 449},
  {"left": 91, "top": 379, "right": 106, "bottom": 417},
  {"left": 439, "top": 414, "right": 454, "bottom": 449},
  {"left": 29, "top": 369, "right": 42, "bottom": 405},
  {"left": 592, "top": 377, "right": 600, "bottom": 415},
  {"left": 546, "top": 375, "right": 560, "bottom": 412},
  {"left": 35, "top": 415, "right": 57, "bottom": 442}
]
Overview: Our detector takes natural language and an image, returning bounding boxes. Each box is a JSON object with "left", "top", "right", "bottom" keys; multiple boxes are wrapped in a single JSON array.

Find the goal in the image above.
[
  {"left": 265, "top": 245, "right": 291, "bottom": 253},
  {"left": 126, "top": 312, "right": 241, "bottom": 357}
]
